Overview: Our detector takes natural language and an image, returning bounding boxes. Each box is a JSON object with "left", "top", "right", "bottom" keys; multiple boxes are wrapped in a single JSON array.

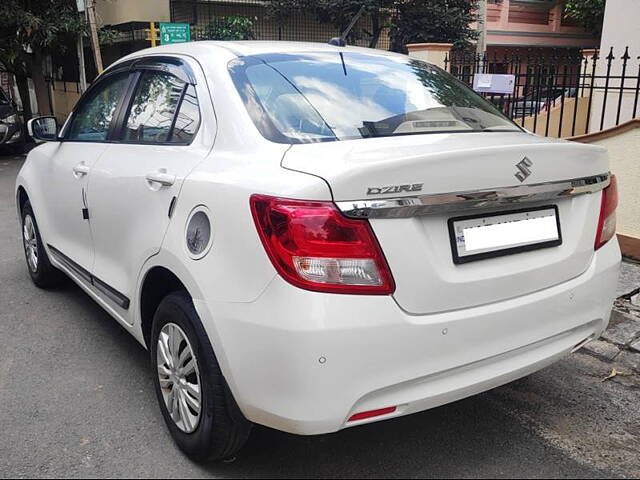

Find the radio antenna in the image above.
[{"left": 328, "top": 5, "right": 366, "bottom": 47}]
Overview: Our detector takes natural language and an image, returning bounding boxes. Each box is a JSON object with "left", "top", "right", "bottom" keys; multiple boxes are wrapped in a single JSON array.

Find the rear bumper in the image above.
[{"left": 195, "top": 239, "right": 620, "bottom": 435}]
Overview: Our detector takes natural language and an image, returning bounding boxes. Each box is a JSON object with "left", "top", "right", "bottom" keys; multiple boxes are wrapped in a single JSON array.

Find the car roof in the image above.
[
  {"left": 204, "top": 40, "right": 403, "bottom": 57},
  {"left": 113, "top": 40, "right": 407, "bottom": 69}
]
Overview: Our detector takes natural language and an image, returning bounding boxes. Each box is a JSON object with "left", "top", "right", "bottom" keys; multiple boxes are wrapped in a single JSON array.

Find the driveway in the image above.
[{"left": 1, "top": 152, "right": 639, "bottom": 478}]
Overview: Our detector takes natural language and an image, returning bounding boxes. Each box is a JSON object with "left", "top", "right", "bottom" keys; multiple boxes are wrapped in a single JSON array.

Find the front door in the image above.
[
  {"left": 41, "top": 72, "right": 132, "bottom": 273},
  {"left": 87, "top": 63, "right": 210, "bottom": 317}
]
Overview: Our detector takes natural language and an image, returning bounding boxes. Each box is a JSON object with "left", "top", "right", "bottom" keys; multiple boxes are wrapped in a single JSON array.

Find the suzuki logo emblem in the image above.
[{"left": 514, "top": 157, "right": 533, "bottom": 182}]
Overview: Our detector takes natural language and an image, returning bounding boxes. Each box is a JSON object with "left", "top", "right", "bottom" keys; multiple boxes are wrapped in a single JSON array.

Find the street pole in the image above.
[
  {"left": 77, "top": 33, "right": 87, "bottom": 92},
  {"left": 477, "top": 0, "right": 487, "bottom": 56},
  {"left": 150, "top": 22, "right": 158, "bottom": 47},
  {"left": 85, "top": 0, "right": 104, "bottom": 74}
]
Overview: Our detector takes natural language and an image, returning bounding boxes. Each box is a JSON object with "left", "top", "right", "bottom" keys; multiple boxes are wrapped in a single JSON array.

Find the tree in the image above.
[
  {"left": 0, "top": 0, "right": 84, "bottom": 120},
  {"left": 203, "top": 16, "right": 256, "bottom": 41},
  {"left": 564, "top": 0, "right": 606, "bottom": 36},
  {"left": 312, "top": 0, "right": 395, "bottom": 49},
  {"left": 265, "top": 0, "right": 299, "bottom": 29},
  {"left": 266, "top": 0, "right": 394, "bottom": 49},
  {"left": 389, "top": 0, "right": 479, "bottom": 53},
  {"left": 267, "top": 0, "right": 479, "bottom": 51}
]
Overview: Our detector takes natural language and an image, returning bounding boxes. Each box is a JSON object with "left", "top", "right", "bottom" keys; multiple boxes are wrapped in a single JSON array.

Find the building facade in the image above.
[
  {"left": 486, "top": 0, "right": 598, "bottom": 54},
  {"left": 92, "top": 0, "right": 598, "bottom": 60}
]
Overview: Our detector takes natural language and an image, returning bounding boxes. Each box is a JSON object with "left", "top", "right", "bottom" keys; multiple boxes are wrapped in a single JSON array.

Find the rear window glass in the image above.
[{"left": 229, "top": 52, "right": 520, "bottom": 144}]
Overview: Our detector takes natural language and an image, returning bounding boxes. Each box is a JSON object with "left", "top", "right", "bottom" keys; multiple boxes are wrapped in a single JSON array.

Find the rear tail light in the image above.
[
  {"left": 595, "top": 174, "right": 618, "bottom": 250},
  {"left": 250, "top": 194, "right": 395, "bottom": 294}
]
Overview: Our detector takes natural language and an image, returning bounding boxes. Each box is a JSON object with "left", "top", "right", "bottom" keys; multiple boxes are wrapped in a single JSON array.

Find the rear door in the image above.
[
  {"left": 87, "top": 57, "right": 212, "bottom": 316},
  {"left": 282, "top": 132, "right": 609, "bottom": 314}
]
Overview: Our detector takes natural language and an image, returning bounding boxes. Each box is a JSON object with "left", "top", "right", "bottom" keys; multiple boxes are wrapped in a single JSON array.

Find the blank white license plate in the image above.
[{"left": 448, "top": 206, "right": 562, "bottom": 264}]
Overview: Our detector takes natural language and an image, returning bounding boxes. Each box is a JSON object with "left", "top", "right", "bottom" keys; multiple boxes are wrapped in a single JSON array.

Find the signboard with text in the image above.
[{"left": 159, "top": 23, "right": 191, "bottom": 45}]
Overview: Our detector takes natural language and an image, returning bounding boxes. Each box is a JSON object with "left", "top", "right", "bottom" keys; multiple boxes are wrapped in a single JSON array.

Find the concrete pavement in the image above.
[{"left": 1, "top": 152, "right": 639, "bottom": 478}]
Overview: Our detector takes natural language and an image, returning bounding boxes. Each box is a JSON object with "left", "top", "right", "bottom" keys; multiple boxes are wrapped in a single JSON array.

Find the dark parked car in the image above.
[
  {"left": 0, "top": 87, "right": 25, "bottom": 153},
  {"left": 512, "top": 87, "right": 578, "bottom": 118}
]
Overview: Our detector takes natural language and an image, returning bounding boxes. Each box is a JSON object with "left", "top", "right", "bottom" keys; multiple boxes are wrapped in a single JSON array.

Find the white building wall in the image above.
[
  {"left": 96, "top": 0, "right": 171, "bottom": 26},
  {"left": 592, "top": 126, "right": 640, "bottom": 238},
  {"left": 589, "top": 0, "right": 640, "bottom": 132}
]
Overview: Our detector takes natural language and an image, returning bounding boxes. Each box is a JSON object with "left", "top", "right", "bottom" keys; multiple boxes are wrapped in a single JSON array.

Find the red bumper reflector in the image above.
[{"left": 348, "top": 406, "right": 397, "bottom": 422}]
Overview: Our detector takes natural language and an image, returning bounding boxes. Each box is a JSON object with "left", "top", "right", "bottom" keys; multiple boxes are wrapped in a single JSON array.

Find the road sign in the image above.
[{"left": 159, "top": 23, "right": 191, "bottom": 45}]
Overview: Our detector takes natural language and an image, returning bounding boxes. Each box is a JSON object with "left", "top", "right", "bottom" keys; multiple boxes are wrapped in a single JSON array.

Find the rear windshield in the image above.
[{"left": 229, "top": 52, "right": 520, "bottom": 144}]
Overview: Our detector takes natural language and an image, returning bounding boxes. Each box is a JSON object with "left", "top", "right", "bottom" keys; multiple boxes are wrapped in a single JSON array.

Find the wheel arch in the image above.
[
  {"left": 139, "top": 265, "right": 191, "bottom": 349},
  {"left": 16, "top": 185, "right": 29, "bottom": 216},
  {"left": 136, "top": 254, "right": 242, "bottom": 413}
]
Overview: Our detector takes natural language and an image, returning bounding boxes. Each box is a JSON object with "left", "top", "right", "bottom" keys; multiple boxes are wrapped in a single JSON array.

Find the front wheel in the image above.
[
  {"left": 20, "top": 200, "right": 65, "bottom": 288},
  {"left": 150, "top": 291, "right": 252, "bottom": 462}
]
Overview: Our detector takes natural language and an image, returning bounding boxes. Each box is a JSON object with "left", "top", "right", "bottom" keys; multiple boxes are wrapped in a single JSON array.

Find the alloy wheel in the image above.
[
  {"left": 23, "top": 214, "right": 38, "bottom": 273},
  {"left": 157, "top": 323, "right": 202, "bottom": 433}
]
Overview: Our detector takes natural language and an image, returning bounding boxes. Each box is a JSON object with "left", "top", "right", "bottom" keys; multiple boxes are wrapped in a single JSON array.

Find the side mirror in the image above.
[{"left": 27, "top": 116, "right": 59, "bottom": 142}]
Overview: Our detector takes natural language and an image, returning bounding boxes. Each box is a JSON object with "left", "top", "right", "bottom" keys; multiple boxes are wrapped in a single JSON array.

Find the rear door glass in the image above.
[{"left": 123, "top": 71, "right": 185, "bottom": 143}]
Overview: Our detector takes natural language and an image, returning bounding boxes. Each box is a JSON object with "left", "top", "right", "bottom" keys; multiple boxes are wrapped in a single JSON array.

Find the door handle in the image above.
[
  {"left": 145, "top": 169, "right": 176, "bottom": 187},
  {"left": 72, "top": 162, "right": 90, "bottom": 178}
]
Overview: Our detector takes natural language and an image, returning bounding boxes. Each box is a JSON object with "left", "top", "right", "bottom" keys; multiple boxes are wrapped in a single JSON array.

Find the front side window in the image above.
[
  {"left": 67, "top": 73, "right": 130, "bottom": 142},
  {"left": 122, "top": 71, "right": 199, "bottom": 144},
  {"left": 229, "top": 52, "right": 521, "bottom": 144}
]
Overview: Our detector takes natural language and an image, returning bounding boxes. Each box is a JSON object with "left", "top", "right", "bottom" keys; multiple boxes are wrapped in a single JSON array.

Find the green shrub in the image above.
[{"left": 204, "top": 16, "right": 256, "bottom": 41}]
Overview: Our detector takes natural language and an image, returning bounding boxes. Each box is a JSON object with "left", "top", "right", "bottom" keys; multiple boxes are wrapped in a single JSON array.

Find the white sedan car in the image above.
[{"left": 16, "top": 41, "right": 620, "bottom": 461}]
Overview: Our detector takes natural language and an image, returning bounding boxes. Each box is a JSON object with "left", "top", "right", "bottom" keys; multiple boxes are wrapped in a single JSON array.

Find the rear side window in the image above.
[
  {"left": 67, "top": 72, "right": 130, "bottom": 142},
  {"left": 122, "top": 71, "right": 200, "bottom": 144},
  {"left": 171, "top": 85, "right": 200, "bottom": 143}
]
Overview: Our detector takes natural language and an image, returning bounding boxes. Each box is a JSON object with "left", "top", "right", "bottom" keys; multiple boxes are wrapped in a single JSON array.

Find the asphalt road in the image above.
[{"left": 1, "top": 152, "right": 639, "bottom": 479}]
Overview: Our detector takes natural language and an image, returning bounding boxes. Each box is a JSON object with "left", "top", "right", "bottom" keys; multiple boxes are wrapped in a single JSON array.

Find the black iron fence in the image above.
[{"left": 447, "top": 47, "right": 640, "bottom": 137}]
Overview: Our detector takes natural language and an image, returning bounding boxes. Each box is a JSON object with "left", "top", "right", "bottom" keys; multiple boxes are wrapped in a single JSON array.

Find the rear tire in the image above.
[
  {"left": 150, "top": 291, "right": 252, "bottom": 462},
  {"left": 20, "top": 201, "right": 66, "bottom": 288}
]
